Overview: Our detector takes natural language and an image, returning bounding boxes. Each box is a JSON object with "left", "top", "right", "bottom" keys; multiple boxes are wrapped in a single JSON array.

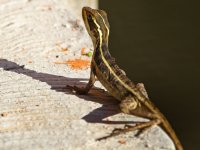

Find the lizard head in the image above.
[{"left": 82, "top": 7, "right": 110, "bottom": 46}]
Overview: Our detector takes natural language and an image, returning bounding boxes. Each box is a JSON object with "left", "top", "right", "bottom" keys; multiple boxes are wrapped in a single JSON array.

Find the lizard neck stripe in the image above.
[
  {"left": 96, "top": 12, "right": 109, "bottom": 40},
  {"left": 93, "top": 18, "right": 147, "bottom": 104}
]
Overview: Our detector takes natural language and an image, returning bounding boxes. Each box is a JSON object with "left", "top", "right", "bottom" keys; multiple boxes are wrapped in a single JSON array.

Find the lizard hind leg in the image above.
[
  {"left": 119, "top": 96, "right": 140, "bottom": 114},
  {"left": 98, "top": 96, "right": 161, "bottom": 140},
  {"left": 96, "top": 119, "right": 161, "bottom": 141},
  {"left": 119, "top": 82, "right": 149, "bottom": 115}
]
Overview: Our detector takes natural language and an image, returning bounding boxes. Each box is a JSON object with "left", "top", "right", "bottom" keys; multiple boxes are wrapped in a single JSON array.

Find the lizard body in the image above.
[{"left": 68, "top": 7, "right": 183, "bottom": 150}]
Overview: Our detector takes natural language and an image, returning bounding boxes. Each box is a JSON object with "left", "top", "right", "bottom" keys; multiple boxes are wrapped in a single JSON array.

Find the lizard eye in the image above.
[{"left": 87, "top": 14, "right": 92, "bottom": 21}]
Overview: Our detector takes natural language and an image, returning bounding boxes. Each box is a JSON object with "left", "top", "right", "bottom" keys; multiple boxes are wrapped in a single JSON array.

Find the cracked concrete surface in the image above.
[{"left": 0, "top": 0, "right": 175, "bottom": 149}]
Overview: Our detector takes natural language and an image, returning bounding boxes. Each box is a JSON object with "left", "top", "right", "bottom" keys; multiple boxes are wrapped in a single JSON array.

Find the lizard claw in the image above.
[
  {"left": 124, "top": 124, "right": 133, "bottom": 129},
  {"left": 112, "top": 128, "right": 123, "bottom": 134},
  {"left": 66, "top": 85, "right": 74, "bottom": 90},
  {"left": 66, "top": 85, "right": 87, "bottom": 95}
]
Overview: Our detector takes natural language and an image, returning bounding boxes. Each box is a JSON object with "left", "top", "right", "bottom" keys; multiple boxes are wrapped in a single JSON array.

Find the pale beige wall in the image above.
[{"left": 60, "top": 0, "right": 98, "bottom": 16}]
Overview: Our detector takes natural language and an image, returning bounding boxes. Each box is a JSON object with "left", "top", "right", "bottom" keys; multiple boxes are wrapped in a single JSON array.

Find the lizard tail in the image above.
[{"left": 160, "top": 115, "right": 184, "bottom": 150}]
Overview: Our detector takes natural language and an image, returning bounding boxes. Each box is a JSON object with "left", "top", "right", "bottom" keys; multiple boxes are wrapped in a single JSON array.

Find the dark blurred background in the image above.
[{"left": 100, "top": 1, "right": 200, "bottom": 149}]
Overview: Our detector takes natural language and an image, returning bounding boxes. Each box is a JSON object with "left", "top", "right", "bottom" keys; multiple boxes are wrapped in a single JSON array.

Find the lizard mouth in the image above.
[
  {"left": 87, "top": 19, "right": 97, "bottom": 35},
  {"left": 89, "top": 23, "right": 95, "bottom": 32}
]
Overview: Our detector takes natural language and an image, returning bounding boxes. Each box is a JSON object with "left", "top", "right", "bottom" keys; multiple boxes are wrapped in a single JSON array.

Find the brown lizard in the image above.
[{"left": 67, "top": 7, "right": 183, "bottom": 150}]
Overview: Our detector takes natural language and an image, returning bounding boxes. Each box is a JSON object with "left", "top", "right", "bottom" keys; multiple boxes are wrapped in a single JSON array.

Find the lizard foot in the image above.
[
  {"left": 96, "top": 119, "right": 161, "bottom": 141},
  {"left": 66, "top": 85, "right": 87, "bottom": 95}
]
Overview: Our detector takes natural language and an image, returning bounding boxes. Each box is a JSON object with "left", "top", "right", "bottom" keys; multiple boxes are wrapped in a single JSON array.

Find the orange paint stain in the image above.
[
  {"left": 118, "top": 139, "right": 126, "bottom": 144},
  {"left": 54, "top": 58, "right": 90, "bottom": 70},
  {"left": 61, "top": 47, "right": 68, "bottom": 52},
  {"left": 81, "top": 47, "right": 86, "bottom": 55}
]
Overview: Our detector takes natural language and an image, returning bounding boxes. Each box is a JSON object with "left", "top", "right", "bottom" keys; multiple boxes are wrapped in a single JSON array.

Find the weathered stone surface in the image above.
[{"left": 0, "top": 0, "right": 174, "bottom": 149}]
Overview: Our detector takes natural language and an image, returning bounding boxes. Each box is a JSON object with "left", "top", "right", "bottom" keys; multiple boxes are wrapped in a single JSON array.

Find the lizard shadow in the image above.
[{"left": 0, "top": 59, "right": 136, "bottom": 124}]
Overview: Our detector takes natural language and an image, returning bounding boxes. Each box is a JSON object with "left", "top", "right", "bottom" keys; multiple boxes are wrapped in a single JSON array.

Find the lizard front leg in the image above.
[{"left": 67, "top": 65, "right": 96, "bottom": 94}]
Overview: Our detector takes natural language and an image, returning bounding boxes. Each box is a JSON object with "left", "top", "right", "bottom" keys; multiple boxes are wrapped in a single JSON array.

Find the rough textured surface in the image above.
[{"left": 0, "top": 0, "right": 174, "bottom": 150}]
